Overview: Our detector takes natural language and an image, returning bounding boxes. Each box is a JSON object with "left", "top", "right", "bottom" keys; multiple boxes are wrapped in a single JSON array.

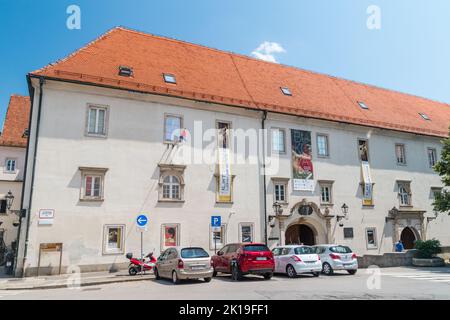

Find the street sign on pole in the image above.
[
  {"left": 136, "top": 214, "right": 148, "bottom": 276},
  {"left": 211, "top": 216, "right": 221, "bottom": 254}
]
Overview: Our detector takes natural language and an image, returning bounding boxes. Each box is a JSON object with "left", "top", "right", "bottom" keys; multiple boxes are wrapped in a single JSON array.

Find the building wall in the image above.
[
  {"left": 17, "top": 79, "right": 449, "bottom": 275},
  {"left": 0, "top": 145, "right": 26, "bottom": 247}
]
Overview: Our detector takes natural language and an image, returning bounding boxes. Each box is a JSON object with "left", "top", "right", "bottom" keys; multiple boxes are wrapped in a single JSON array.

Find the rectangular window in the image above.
[
  {"left": 80, "top": 167, "right": 107, "bottom": 201},
  {"left": 397, "top": 181, "right": 412, "bottom": 206},
  {"left": 358, "top": 139, "right": 369, "bottom": 162},
  {"left": 217, "top": 121, "right": 231, "bottom": 149},
  {"left": 366, "top": 228, "right": 378, "bottom": 249},
  {"left": 271, "top": 128, "right": 286, "bottom": 153},
  {"left": 274, "top": 183, "right": 286, "bottom": 202},
  {"left": 431, "top": 187, "right": 442, "bottom": 201},
  {"left": 103, "top": 225, "right": 124, "bottom": 254},
  {"left": 164, "top": 114, "right": 182, "bottom": 143},
  {"left": 427, "top": 148, "right": 437, "bottom": 168},
  {"left": 5, "top": 159, "right": 16, "bottom": 173},
  {"left": 87, "top": 105, "right": 107, "bottom": 136},
  {"left": 210, "top": 224, "right": 226, "bottom": 249},
  {"left": 395, "top": 144, "right": 406, "bottom": 165},
  {"left": 316, "top": 134, "right": 329, "bottom": 157},
  {"left": 343, "top": 228, "right": 354, "bottom": 239},
  {"left": 319, "top": 183, "right": 333, "bottom": 205},
  {"left": 0, "top": 200, "right": 6, "bottom": 214},
  {"left": 239, "top": 223, "right": 254, "bottom": 243}
]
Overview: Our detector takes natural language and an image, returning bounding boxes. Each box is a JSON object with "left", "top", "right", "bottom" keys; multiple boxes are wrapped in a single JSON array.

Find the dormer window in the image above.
[
  {"left": 163, "top": 73, "right": 177, "bottom": 84},
  {"left": 358, "top": 101, "right": 369, "bottom": 110},
  {"left": 419, "top": 113, "right": 430, "bottom": 120},
  {"left": 118, "top": 66, "right": 133, "bottom": 77},
  {"left": 22, "top": 128, "right": 29, "bottom": 138},
  {"left": 280, "top": 87, "right": 292, "bottom": 96}
]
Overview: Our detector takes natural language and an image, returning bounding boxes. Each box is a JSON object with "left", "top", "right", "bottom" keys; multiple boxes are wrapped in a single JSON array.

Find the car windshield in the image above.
[
  {"left": 180, "top": 248, "right": 209, "bottom": 258},
  {"left": 329, "top": 246, "right": 352, "bottom": 254},
  {"left": 243, "top": 245, "right": 269, "bottom": 252},
  {"left": 294, "top": 246, "right": 315, "bottom": 254}
]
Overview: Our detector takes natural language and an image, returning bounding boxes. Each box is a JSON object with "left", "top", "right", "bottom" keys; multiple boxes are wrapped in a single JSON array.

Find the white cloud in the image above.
[{"left": 251, "top": 41, "right": 286, "bottom": 63}]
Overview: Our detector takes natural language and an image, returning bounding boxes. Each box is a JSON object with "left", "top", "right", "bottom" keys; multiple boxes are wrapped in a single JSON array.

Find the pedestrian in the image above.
[{"left": 395, "top": 240, "right": 404, "bottom": 252}]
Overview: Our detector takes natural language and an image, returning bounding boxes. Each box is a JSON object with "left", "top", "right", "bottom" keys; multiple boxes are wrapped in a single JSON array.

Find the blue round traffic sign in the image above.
[{"left": 136, "top": 215, "right": 148, "bottom": 227}]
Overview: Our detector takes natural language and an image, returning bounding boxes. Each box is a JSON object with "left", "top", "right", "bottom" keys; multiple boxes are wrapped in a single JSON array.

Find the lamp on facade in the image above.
[
  {"left": 5, "top": 190, "right": 14, "bottom": 211},
  {"left": 268, "top": 202, "right": 283, "bottom": 227},
  {"left": 336, "top": 203, "right": 348, "bottom": 227}
]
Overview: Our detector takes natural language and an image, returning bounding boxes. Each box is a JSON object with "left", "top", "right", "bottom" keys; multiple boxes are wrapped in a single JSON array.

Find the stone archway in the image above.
[
  {"left": 400, "top": 226, "right": 419, "bottom": 249},
  {"left": 285, "top": 224, "right": 316, "bottom": 245}
]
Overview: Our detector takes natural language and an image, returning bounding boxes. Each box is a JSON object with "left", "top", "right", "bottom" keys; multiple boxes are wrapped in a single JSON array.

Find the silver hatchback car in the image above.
[
  {"left": 154, "top": 247, "right": 214, "bottom": 284},
  {"left": 313, "top": 244, "right": 358, "bottom": 275}
]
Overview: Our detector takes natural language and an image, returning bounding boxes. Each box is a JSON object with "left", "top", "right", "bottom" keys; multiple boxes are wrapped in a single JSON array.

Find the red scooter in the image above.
[{"left": 126, "top": 252, "right": 156, "bottom": 276}]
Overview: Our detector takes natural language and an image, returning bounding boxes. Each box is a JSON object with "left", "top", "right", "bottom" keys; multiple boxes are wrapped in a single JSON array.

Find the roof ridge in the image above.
[{"left": 116, "top": 26, "right": 450, "bottom": 107}]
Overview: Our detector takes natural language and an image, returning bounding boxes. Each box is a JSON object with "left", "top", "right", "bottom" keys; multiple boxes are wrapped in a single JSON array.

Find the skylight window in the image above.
[
  {"left": 358, "top": 101, "right": 369, "bottom": 110},
  {"left": 419, "top": 113, "right": 430, "bottom": 120},
  {"left": 163, "top": 73, "right": 177, "bottom": 84},
  {"left": 118, "top": 66, "right": 133, "bottom": 77},
  {"left": 280, "top": 87, "right": 292, "bottom": 96}
]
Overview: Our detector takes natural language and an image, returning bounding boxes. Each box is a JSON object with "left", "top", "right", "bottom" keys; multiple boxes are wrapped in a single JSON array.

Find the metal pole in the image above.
[
  {"left": 214, "top": 235, "right": 217, "bottom": 254},
  {"left": 140, "top": 230, "right": 144, "bottom": 276}
]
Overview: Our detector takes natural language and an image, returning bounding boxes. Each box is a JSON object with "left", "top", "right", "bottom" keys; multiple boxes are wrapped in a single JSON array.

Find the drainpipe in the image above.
[
  {"left": 261, "top": 111, "right": 268, "bottom": 244},
  {"left": 20, "top": 77, "right": 44, "bottom": 277}
]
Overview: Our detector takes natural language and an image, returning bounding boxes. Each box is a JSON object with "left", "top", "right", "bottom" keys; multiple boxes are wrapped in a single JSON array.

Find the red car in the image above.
[{"left": 211, "top": 243, "right": 274, "bottom": 280}]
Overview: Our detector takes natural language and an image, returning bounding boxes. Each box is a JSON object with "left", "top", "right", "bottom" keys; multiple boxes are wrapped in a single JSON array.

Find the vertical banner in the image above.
[
  {"left": 291, "top": 129, "right": 314, "bottom": 191},
  {"left": 361, "top": 161, "right": 373, "bottom": 205},
  {"left": 218, "top": 147, "right": 232, "bottom": 202}
]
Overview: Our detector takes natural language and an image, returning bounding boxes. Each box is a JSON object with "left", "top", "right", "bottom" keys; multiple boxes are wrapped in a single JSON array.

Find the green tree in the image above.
[{"left": 433, "top": 129, "right": 450, "bottom": 214}]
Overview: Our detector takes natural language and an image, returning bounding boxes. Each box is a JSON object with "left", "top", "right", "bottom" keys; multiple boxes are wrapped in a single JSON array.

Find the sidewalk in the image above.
[{"left": 0, "top": 269, "right": 154, "bottom": 290}]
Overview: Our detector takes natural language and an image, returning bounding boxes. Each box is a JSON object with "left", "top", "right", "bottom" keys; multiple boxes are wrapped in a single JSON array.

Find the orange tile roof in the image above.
[
  {"left": 0, "top": 95, "right": 30, "bottom": 147},
  {"left": 31, "top": 27, "right": 450, "bottom": 138}
]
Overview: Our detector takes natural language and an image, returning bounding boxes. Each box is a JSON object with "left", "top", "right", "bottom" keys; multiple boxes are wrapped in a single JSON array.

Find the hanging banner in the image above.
[
  {"left": 291, "top": 129, "right": 314, "bottom": 191},
  {"left": 218, "top": 147, "right": 232, "bottom": 202},
  {"left": 361, "top": 161, "right": 373, "bottom": 205}
]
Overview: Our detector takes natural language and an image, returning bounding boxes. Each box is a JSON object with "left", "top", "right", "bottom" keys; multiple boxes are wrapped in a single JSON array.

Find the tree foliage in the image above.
[{"left": 433, "top": 130, "right": 450, "bottom": 214}]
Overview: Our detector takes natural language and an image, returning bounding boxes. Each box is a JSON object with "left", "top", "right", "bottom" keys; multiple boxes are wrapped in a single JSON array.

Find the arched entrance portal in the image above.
[
  {"left": 400, "top": 227, "right": 417, "bottom": 249},
  {"left": 285, "top": 224, "right": 315, "bottom": 245}
]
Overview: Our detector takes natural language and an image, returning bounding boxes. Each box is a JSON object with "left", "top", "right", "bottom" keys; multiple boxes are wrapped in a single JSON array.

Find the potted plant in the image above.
[{"left": 412, "top": 239, "right": 445, "bottom": 267}]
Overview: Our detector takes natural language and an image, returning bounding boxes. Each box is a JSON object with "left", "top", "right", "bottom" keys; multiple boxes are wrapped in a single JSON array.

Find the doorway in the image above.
[
  {"left": 400, "top": 227, "right": 417, "bottom": 250},
  {"left": 285, "top": 224, "right": 315, "bottom": 245}
]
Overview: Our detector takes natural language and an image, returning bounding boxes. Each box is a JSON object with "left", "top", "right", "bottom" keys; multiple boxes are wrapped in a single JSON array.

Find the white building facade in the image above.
[{"left": 15, "top": 27, "right": 450, "bottom": 276}]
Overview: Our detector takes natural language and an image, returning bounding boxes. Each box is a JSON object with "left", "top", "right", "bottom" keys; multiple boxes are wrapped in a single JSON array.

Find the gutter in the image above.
[
  {"left": 18, "top": 76, "right": 44, "bottom": 277},
  {"left": 261, "top": 111, "right": 268, "bottom": 244}
]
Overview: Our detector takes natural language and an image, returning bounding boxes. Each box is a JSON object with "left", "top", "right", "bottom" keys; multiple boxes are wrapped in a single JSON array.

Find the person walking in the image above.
[{"left": 395, "top": 240, "right": 404, "bottom": 252}]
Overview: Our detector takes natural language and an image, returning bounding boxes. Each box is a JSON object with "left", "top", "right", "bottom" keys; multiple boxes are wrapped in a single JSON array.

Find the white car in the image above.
[
  {"left": 313, "top": 244, "right": 358, "bottom": 275},
  {"left": 272, "top": 245, "right": 322, "bottom": 278}
]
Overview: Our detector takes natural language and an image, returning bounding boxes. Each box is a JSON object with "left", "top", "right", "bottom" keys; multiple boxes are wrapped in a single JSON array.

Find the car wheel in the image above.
[
  {"left": 154, "top": 267, "right": 161, "bottom": 280},
  {"left": 263, "top": 273, "right": 273, "bottom": 280},
  {"left": 204, "top": 277, "right": 212, "bottom": 283},
  {"left": 128, "top": 267, "right": 138, "bottom": 276},
  {"left": 312, "top": 272, "right": 320, "bottom": 277},
  {"left": 286, "top": 264, "right": 297, "bottom": 278},
  {"left": 231, "top": 263, "right": 242, "bottom": 281},
  {"left": 322, "top": 263, "right": 334, "bottom": 275},
  {"left": 172, "top": 271, "right": 180, "bottom": 284},
  {"left": 347, "top": 269, "right": 357, "bottom": 275}
]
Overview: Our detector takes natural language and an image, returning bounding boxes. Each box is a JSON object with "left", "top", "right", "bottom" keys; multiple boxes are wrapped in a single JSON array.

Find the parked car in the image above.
[
  {"left": 313, "top": 244, "right": 358, "bottom": 275},
  {"left": 272, "top": 245, "right": 322, "bottom": 278},
  {"left": 154, "top": 247, "right": 214, "bottom": 284},
  {"left": 211, "top": 243, "right": 274, "bottom": 280}
]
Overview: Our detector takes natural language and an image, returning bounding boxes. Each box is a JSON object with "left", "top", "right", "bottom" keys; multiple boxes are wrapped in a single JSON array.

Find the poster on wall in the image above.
[
  {"left": 361, "top": 161, "right": 373, "bottom": 205},
  {"left": 218, "top": 147, "right": 232, "bottom": 202},
  {"left": 291, "top": 129, "right": 314, "bottom": 191},
  {"left": 161, "top": 224, "right": 179, "bottom": 250}
]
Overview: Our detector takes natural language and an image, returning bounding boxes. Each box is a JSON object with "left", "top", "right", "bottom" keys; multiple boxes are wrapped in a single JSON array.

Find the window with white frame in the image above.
[
  {"left": 79, "top": 167, "right": 107, "bottom": 201},
  {"left": 427, "top": 148, "right": 437, "bottom": 168},
  {"left": 5, "top": 158, "right": 16, "bottom": 173},
  {"left": 274, "top": 183, "right": 286, "bottom": 203},
  {"left": 366, "top": 227, "right": 378, "bottom": 249},
  {"left": 158, "top": 164, "right": 185, "bottom": 202},
  {"left": 271, "top": 128, "right": 286, "bottom": 153},
  {"left": 317, "top": 134, "right": 329, "bottom": 157},
  {"left": 87, "top": 105, "right": 108, "bottom": 136},
  {"left": 395, "top": 144, "right": 406, "bottom": 165},
  {"left": 319, "top": 181, "right": 333, "bottom": 205},
  {"left": 164, "top": 114, "right": 182, "bottom": 143},
  {"left": 239, "top": 223, "right": 254, "bottom": 243},
  {"left": 431, "top": 187, "right": 442, "bottom": 201},
  {"left": 103, "top": 225, "right": 124, "bottom": 254},
  {"left": 162, "top": 176, "right": 180, "bottom": 200},
  {"left": 210, "top": 224, "right": 226, "bottom": 249},
  {"left": 397, "top": 181, "right": 412, "bottom": 206}
]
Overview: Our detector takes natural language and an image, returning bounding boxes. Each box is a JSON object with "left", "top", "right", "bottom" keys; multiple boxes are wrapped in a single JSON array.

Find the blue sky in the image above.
[{"left": 1, "top": 0, "right": 449, "bottom": 128}]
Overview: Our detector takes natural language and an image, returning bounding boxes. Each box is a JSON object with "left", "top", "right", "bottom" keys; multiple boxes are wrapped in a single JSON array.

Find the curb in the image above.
[{"left": 1, "top": 275, "right": 154, "bottom": 291}]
